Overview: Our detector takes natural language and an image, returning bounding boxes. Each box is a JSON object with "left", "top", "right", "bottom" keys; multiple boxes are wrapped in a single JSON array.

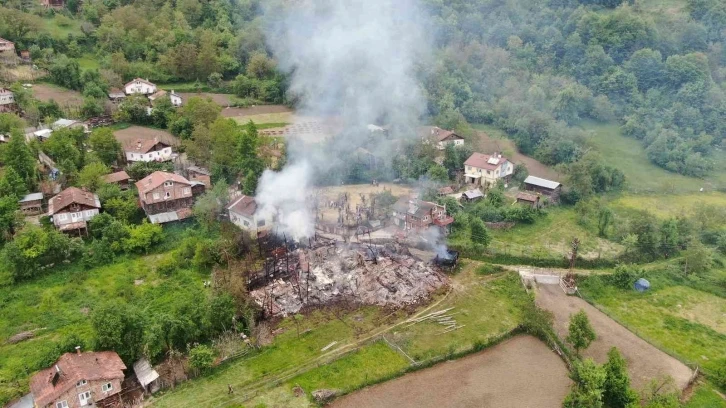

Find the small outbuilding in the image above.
[
  {"left": 462, "top": 189, "right": 484, "bottom": 202},
  {"left": 104, "top": 170, "right": 131, "bottom": 190},
  {"left": 133, "top": 358, "right": 160, "bottom": 395},
  {"left": 18, "top": 192, "right": 43, "bottom": 214},
  {"left": 634, "top": 278, "right": 650, "bottom": 293},
  {"left": 523, "top": 176, "right": 561, "bottom": 203},
  {"left": 516, "top": 191, "right": 540, "bottom": 208}
]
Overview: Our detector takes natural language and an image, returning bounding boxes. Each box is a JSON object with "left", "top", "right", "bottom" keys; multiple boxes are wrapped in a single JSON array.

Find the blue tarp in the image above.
[{"left": 634, "top": 278, "right": 650, "bottom": 292}]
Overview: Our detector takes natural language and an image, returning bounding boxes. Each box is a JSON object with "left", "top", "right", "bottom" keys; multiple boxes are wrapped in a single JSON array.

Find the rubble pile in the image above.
[{"left": 250, "top": 243, "right": 448, "bottom": 316}]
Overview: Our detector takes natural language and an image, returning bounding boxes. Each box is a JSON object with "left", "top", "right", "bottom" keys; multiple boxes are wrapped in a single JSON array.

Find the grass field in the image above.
[
  {"left": 41, "top": 16, "right": 83, "bottom": 39},
  {"left": 149, "top": 266, "right": 529, "bottom": 407},
  {"left": 77, "top": 54, "right": 101, "bottom": 71},
  {"left": 579, "top": 281, "right": 726, "bottom": 376},
  {"left": 611, "top": 192, "right": 726, "bottom": 218},
  {"left": 686, "top": 382, "right": 726, "bottom": 407},
  {"left": 583, "top": 122, "right": 726, "bottom": 193}
]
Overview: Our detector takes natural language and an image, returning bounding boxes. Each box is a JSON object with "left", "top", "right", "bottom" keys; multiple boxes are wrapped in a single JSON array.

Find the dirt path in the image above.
[
  {"left": 330, "top": 335, "right": 571, "bottom": 408},
  {"left": 535, "top": 284, "right": 692, "bottom": 390}
]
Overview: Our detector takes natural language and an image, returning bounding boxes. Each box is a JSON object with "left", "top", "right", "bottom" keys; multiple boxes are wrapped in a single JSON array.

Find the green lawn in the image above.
[
  {"left": 149, "top": 267, "right": 529, "bottom": 407},
  {"left": 255, "top": 122, "right": 290, "bottom": 130},
  {"left": 580, "top": 282, "right": 726, "bottom": 375},
  {"left": 41, "top": 16, "right": 83, "bottom": 40},
  {"left": 686, "top": 382, "right": 726, "bottom": 408},
  {"left": 77, "top": 53, "right": 101, "bottom": 71},
  {"left": 611, "top": 192, "right": 726, "bottom": 218},
  {"left": 583, "top": 122, "right": 726, "bottom": 193}
]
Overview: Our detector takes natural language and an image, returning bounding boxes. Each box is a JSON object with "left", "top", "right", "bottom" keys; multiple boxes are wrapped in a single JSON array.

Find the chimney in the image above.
[
  {"left": 75, "top": 346, "right": 81, "bottom": 355},
  {"left": 153, "top": 137, "right": 158, "bottom": 144},
  {"left": 137, "top": 139, "right": 142, "bottom": 149},
  {"left": 55, "top": 364, "right": 61, "bottom": 373}
]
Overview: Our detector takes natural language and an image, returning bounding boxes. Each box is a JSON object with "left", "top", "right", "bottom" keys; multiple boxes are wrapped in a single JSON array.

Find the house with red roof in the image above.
[
  {"left": 48, "top": 187, "right": 101, "bottom": 233},
  {"left": 463, "top": 152, "right": 513, "bottom": 188},
  {"left": 419, "top": 126, "right": 465, "bottom": 150},
  {"left": 227, "top": 195, "right": 275, "bottom": 234},
  {"left": 29, "top": 349, "right": 126, "bottom": 408},
  {"left": 124, "top": 138, "right": 173, "bottom": 163},
  {"left": 123, "top": 78, "right": 157, "bottom": 95},
  {"left": 135, "top": 171, "right": 205, "bottom": 223}
]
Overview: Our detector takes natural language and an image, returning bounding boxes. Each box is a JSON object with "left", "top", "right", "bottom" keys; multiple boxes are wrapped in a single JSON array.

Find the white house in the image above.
[
  {"left": 124, "top": 78, "right": 157, "bottom": 95},
  {"left": 419, "top": 126, "right": 465, "bottom": 150},
  {"left": 125, "top": 138, "right": 174, "bottom": 162},
  {"left": 169, "top": 91, "right": 182, "bottom": 107},
  {"left": 48, "top": 187, "right": 101, "bottom": 233},
  {"left": 148, "top": 89, "right": 183, "bottom": 107},
  {"left": 0, "top": 88, "right": 15, "bottom": 105},
  {"left": 228, "top": 195, "right": 274, "bottom": 234},
  {"left": 464, "top": 152, "right": 513, "bottom": 188}
]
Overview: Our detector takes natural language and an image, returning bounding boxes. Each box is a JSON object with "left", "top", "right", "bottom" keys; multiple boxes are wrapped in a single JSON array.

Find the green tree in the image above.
[
  {"left": 91, "top": 301, "right": 145, "bottom": 363},
  {"left": 209, "top": 293, "right": 236, "bottom": 334},
  {"left": 77, "top": 162, "right": 109, "bottom": 192},
  {"left": 0, "top": 196, "right": 22, "bottom": 243},
  {"left": 681, "top": 239, "right": 712, "bottom": 275},
  {"left": 0, "top": 167, "right": 28, "bottom": 198},
  {"left": 49, "top": 55, "right": 82, "bottom": 90},
  {"left": 563, "top": 359, "right": 606, "bottom": 408},
  {"left": 123, "top": 222, "right": 164, "bottom": 253},
  {"left": 625, "top": 49, "right": 664, "bottom": 91},
  {"left": 597, "top": 207, "right": 612, "bottom": 237},
  {"left": 188, "top": 344, "right": 215, "bottom": 373},
  {"left": 470, "top": 218, "right": 491, "bottom": 246},
  {"left": 567, "top": 310, "right": 596, "bottom": 355},
  {"left": 181, "top": 97, "right": 222, "bottom": 129},
  {"left": 426, "top": 164, "right": 449, "bottom": 183},
  {"left": 89, "top": 128, "right": 123, "bottom": 166},
  {"left": 602, "top": 348, "right": 638, "bottom": 408},
  {"left": 236, "top": 121, "right": 265, "bottom": 193},
  {"left": 3, "top": 130, "right": 36, "bottom": 189}
]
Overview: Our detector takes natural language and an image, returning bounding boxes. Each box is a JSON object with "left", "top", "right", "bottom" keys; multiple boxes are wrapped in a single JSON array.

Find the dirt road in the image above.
[
  {"left": 330, "top": 335, "right": 571, "bottom": 408},
  {"left": 535, "top": 284, "right": 692, "bottom": 390}
]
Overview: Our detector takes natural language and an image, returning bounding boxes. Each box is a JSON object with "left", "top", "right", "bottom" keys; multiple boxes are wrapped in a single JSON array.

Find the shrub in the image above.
[
  {"left": 608, "top": 264, "right": 639, "bottom": 289},
  {"left": 475, "top": 263, "right": 506, "bottom": 275},
  {"left": 188, "top": 344, "right": 215, "bottom": 373}
]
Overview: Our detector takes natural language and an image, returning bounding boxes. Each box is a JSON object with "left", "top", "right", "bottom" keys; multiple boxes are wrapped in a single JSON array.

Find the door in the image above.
[{"left": 78, "top": 391, "right": 91, "bottom": 406}]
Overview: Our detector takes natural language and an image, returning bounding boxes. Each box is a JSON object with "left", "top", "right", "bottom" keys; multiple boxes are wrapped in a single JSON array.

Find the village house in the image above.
[
  {"left": 464, "top": 152, "right": 513, "bottom": 188},
  {"left": 461, "top": 189, "right": 484, "bottom": 202},
  {"left": 392, "top": 197, "right": 454, "bottom": 233},
  {"left": 40, "top": 0, "right": 65, "bottom": 8},
  {"left": 48, "top": 187, "right": 101, "bottom": 233},
  {"left": 136, "top": 171, "right": 205, "bottom": 224},
  {"left": 228, "top": 195, "right": 274, "bottom": 235},
  {"left": 523, "top": 175, "right": 562, "bottom": 203},
  {"left": 124, "top": 78, "right": 157, "bottom": 95},
  {"left": 103, "top": 171, "right": 131, "bottom": 190},
  {"left": 124, "top": 138, "right": 173, "bottom": 163},
  {"left": 148, "top": 89, "right": 182, "bottom": 107},
  {"left": 186, "top": 166, "right": 211, "bottom": 189},
  {"left": 0, "top": 37, "right": 15, "bottom": 53},
  {"left": 107, "top": 89, "right": 126, "bottom": 103},
  {"left": 419, "top": 126, "right": 465, "bottom": 150},
  {"left": 0, "top": 88, "right": 16, "bottom": 113},
  {"left": 29, "top": 348, "right": 126, "bottom": 408},
  {"left": 18, "top": 192, "right": 43, "bottom": 214}
]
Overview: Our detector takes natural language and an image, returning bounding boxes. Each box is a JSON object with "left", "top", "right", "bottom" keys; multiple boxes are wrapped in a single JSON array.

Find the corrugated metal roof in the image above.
[
  {"left": 148, "top": 211, "right": 179, "bottom": 224},
  {"left": 133, "top": 358, "right": 159, "bottom": 387},
  {"left": 524, "top": 176, "right": 560, "bottom": 190},
  {"left": 463, "top": 189, "right": 483, "bottom": 199},
  {"left": 19, "top": 192, "right": 43, "bottom": 203}
]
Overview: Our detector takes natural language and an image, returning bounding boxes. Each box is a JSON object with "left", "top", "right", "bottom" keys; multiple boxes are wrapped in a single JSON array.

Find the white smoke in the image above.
[{"left": 256, "top": 0, "right": 432, "bottom": 239}]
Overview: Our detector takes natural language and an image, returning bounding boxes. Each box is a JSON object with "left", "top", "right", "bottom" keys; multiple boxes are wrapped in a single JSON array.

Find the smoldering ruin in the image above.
[{"left": 249, "top": 234, "right": 448, "bottom": 317}]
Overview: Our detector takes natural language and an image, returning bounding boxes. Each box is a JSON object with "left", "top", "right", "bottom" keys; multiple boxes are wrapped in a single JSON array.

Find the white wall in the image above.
[
  {"left": 125, "top": 147, "right": 173, "bottom": 162},
  {"left": 125, "top": 81, "right": 157, "bottom": 95},
  {"left": 229, "top": 210, "right": 272, "bottom": 232},
  {"left": 53, "top": 208, "right": 99, "bottom": 226},
  {"left": 0, "top": 92, "right": 14, "bottom": 105}
]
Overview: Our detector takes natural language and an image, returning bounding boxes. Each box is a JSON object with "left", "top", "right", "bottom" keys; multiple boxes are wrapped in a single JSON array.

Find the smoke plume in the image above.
[{"left": 256, "top": 0, "right": 431, "bottom": 239}]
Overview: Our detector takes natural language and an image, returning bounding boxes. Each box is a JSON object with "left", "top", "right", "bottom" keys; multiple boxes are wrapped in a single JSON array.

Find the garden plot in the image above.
[
  {"left": 535, "top": 284, "right": 693, "bottom": 391},
  {"left": 32, "top": 84, "right": 83, "bottom": 107},
  {"left": 330, "top": 335, "right": 571, "bottom": 408}
]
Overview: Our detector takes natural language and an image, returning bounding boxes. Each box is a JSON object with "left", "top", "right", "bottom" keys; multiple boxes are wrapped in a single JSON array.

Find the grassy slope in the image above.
[
  {"left": 149, "top": 267, "right": 529, "bottom": 407},
  {"left": 77, "top": 53, "right": 101, "bottom": 71},
  {"left": 41, "top": 16, "right": 83, "bottom": 40},
  {"left": 0, "top": 227, "right": 208, "bottom": 405}
]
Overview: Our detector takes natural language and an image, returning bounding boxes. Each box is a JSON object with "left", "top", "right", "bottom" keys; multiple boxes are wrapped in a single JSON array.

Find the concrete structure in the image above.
[
  {"left": 228, "top": 195, "right": 274, "bottom": 235},
  {"left": 124, "top": 78, "right": 157, "bottom": 95},
  {"left": 0, "top": 88, "right": 16, "bottom": 112},
  {"left": 135, "top": 171, "right": 204, "bottom": 224},
  {"left": 464, "top": 152, "right": 513, "bottom": 188},
  {"left": 29, "top": 349, "right": 126, "bottom": 408},
  {"left": 523, "top": 176, "right": 561, "bottom": 203},
  {"left": 124, "top": 138, "right": 173, "bottom": 163},
  {"left": 48, "top": 187, "right": 101, "bottom": 233}
]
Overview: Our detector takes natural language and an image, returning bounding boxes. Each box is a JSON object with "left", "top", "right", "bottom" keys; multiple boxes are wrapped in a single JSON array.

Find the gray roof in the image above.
[
  {"left": 148, "top": 211, "right": 179, "bottom": 224},
  {"left": 133, "top": 358, "right": 160, "bottom": 387},
  {"left": 19, "top": 192, "right": 43, "bottom": 203},
  {"left": 524, "top": 176, "right": 560, "bottom": 190},
  {"left": 463, "top": 189, "right": 484, "bottom": 199}
]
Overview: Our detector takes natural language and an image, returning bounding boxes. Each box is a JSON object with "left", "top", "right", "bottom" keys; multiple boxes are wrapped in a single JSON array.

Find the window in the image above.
[
  {"left": 101, "top": 382, "right": 113, "bottom": 392},
  {"left": 78, "top": 391, "right": 91, "bottom": 406},
  {"left": 243, "top": 220, "right": 249, "bottom": 227},
  {"left": 487, "top": 170, "right": 491, "bottom": 175},
  {"left": 165, "top": 192, "right": 170, "bottom": 198},
  {"left": 59, "top": 213, "right": 68, "bottom": 221},
  {"left": 183, "top": 188, "right": 190, "bottom": 195},
  {"left": 257, "top": 219, "right": 266, "bottom": 227},
  {"left": 56, "top": 401, "right": 68, "bottom": 408},
  {"left": 153, "top": 193, "right": 160, "bottom": 200},
  {"left": 164, "top": 181, "right": 173, "bottom": 187},
  {"left": 76, "top": 379, "right": 87, "bottom": 387}
]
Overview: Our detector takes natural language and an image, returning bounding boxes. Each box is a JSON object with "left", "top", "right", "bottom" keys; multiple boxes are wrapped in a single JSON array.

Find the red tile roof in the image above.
[
  {"left": 228, "top": 195, "right": 257, "bottom": 217},
  {"left": 464, "top": 152, "right": 509, "bottom": 171},
  {"left": 124, "top": 78, "right": 155, "bottom": 88},
  {"left": 48, "top": 187, "right": 101, "bottom": 215},
  {"left": 104, "top": 171, "right": 130, "bottom": 184},
  {"left": 124, "top": 138, "right": 170, "bottom": 154},
  {"left": 30, "top": 351, "right": 126, "bottom": 408},
  {"left": 419, "top": 126, "right": 463, "bottom": 142},
  {"left": 135, "top": 171, "right": 191, "bottom": 194}
]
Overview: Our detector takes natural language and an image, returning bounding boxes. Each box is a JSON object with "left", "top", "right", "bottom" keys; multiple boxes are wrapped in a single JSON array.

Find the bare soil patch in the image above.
[
  {"left": 32, "top": 84, "right": 83, "bottom": 107},
  {"left": 330, "top": 335, "right": 571, "bottom": 408},
  {"left": 113, "top": 126, "right": 179, "bottom": 148},
  {"left": 535, "top": 284, "right": 692, "bottom": 390},
  {"left": 477, "top": 131, "right": 561, "bottom": 181},
  {"left": 221, "top": 104, "right": 293, "bottom": 118},
  {"left": 177, "top": 92, "right": 232, "bottom": 107}
]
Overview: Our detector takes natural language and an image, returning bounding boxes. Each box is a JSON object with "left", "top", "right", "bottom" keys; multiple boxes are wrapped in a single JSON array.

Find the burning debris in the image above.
[{"left": 250, "top": 241, "right": 448, "bottom": 317}]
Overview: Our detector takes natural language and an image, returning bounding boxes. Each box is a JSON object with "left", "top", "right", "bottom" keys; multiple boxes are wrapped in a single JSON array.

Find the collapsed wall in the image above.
[{"left": 250, "top": 243, "right": 448, "bottom": 316}]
